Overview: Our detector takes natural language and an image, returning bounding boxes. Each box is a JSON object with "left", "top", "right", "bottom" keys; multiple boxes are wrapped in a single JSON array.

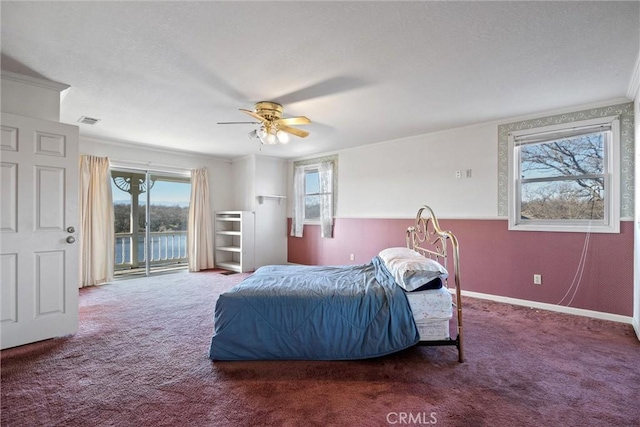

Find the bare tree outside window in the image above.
[
  {"left": 304, "top": 170, "right": 322, "bottom": 220},
  {"left": 519, "top": 132, "right": 606, "bottom": 221}
]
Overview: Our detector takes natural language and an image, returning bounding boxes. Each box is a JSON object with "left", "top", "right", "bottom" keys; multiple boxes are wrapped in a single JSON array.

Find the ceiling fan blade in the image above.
[
  {"left": 217, "top": 121, "right": 260, "bottom": 125},
  {"left": 278, "top": 116, "right": 311, "bottom": 126},
  {"left": 239, "top": 109, "right": 267, "bottom": 123},
  {"left": 279, "top": 124, "right": 310, "bottom": 138}
]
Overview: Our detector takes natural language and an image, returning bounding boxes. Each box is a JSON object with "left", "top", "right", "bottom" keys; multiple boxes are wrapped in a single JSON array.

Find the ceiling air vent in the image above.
[{"left": 78, "top": 116, "right": 100, "bottom": 125}]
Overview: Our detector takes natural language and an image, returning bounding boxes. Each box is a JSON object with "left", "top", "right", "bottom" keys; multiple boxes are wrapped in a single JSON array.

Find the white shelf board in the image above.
[
  {"left": 216, "top": 246, "right": 241, "bottom": 252},
  {"left": 257, "top": 195, "right": 286, "bottom": 205},
  {"left": 216, "top": 261, "right": 240, "bottom": 271}
]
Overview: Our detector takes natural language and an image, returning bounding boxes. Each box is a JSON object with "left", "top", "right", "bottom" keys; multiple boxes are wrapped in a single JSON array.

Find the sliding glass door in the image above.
[{"left": 111, "top": 169, "right": 191, "bottom": 276}]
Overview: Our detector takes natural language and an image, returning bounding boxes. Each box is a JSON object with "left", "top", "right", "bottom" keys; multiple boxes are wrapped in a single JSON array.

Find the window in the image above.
[
  {"left": 303, "top": 168, "right": 322, "bottom": 221},
  {"left": 508, "top": 116, "right": 620, "bottom": 233},
  {"left": 291, "top": 156, "right": 337, "bottom": 238}
]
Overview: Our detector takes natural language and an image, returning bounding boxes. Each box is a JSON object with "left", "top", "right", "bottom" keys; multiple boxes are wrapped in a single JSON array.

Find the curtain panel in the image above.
[
  {"left": 79, "top": 155, "right": 115, "bottom": 287},
  {"left": 188, "top": 168, "right": 215, "bottom": 272},
  {"left": 290, "top": 160, "right": 335, "bottom": 238},
  {"left": 290, "top": 165, "right": 305, "bottom": 237},
  {"left": 318, "top": 161, "right": 334, "bottom": 238}
]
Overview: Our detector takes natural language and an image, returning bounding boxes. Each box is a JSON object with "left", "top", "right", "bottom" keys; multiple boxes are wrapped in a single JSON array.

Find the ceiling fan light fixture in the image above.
[
  {"left": 227, "top": 101, "right": 311, "bottom": 145},
  {"left": 276, "top": 130, "right": 289, "bottom": 144},
  {"left": 257, "top": 126, "right": 267, "bottom": 139},
  {"left": 265, "top": 133, "right": 277, "bottom": 144}
]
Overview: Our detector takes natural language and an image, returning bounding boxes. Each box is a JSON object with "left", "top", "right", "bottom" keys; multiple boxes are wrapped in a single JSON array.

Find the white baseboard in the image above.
[
  {"left": 460, "top": 290, "right": 633, "bottom": 325},
  {"left": 633, "top": 317, "right": 640, "bottom": 341}
]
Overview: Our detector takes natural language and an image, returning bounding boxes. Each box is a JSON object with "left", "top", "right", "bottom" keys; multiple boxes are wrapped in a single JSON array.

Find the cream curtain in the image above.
[
  {"left": 79, "top": 155, "right": 115, "bottom": 287},
  {"left": 318, "top": 161, "right": 334, "bottom": 238},
  {"left": 290, "top": 165, "right": 305, "bottom": 237},
  {"left": 188, "top": 168, "right": 215, "bottom": 272}
]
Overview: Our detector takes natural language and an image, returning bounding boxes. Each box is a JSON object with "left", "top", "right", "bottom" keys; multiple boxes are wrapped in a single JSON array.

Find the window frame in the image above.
[
  {"left": 302, "top": 165, "right": 330, "bottom": 224},
  {"left": 507, "top": 116, "right": 620, "bottom": 233},
  {"left": 292, "top": 155, "right": 338, "bottom": 230}
]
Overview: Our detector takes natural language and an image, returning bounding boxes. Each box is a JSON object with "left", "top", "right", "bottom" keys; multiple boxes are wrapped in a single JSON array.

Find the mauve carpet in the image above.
[{"left": 1, "top": 269, "right": 639, "bottom": 427}]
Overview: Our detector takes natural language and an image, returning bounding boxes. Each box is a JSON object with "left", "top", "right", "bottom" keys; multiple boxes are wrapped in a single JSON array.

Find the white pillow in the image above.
[
  {"left": 378, "top": 247, "right": 448, "bottom": 291},
  {"left": 378, "top": 247, "right": 423, "bottom": 261}
]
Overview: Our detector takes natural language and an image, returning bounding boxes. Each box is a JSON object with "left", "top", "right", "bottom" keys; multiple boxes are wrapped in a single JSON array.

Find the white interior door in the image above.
[{"left": 1, "top": 112, "right": 79, "bottom": 349}]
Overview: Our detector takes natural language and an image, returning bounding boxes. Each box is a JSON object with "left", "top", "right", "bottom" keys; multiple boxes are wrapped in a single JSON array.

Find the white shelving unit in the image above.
[{"left": 215, "top": 211, "right": 254, "bottom": 273}]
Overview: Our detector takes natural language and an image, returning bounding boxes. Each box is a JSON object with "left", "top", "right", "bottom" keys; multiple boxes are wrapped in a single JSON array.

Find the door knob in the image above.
[
  {"left": 66, "top": 236, "right": 76, "bottom": 244},
  {"left": 67, "top": 226, "right": 75, "bottom": 233}
]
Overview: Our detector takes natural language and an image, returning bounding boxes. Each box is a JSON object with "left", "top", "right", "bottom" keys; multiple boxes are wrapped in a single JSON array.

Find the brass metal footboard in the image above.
[{"left": 406, "top": 205, "right": 464, "bottom": 363}]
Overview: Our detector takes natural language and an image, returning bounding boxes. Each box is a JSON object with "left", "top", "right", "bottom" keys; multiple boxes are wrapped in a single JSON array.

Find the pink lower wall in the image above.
[{"left": 288, "top": 218, "right": 634, "bottom": 317}]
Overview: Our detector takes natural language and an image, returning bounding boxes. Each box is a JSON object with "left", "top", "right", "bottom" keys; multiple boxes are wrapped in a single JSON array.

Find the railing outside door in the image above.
[{"left": 115, "top": 231, "right": 188, "bottom": 270}]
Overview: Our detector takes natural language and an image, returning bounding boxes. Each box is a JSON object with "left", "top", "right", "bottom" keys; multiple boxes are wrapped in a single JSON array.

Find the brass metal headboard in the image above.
[{"left": 406, "top": 205, "right": 464, "bottom": 362}]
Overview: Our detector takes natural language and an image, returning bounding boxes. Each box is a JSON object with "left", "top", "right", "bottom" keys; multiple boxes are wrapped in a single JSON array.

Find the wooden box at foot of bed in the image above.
[{"left": 209, "top": 205, "right": 464, "bottom": 362}]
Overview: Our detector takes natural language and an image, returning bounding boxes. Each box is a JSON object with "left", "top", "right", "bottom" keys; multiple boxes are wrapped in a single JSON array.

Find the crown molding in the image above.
[
  {"left": 79, "top": 134, "right": 232, "bottom": 163},
  {"left": 1, "top": 70, "right": 70, "bottom": 92}
]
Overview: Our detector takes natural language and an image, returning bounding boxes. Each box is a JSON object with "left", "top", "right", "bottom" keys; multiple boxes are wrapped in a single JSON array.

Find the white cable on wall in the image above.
[{"left": 557, "top": 224, "right": 592, "bottom": 307}]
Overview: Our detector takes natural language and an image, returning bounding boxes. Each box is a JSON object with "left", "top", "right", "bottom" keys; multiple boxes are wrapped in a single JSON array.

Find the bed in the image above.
[{"left": 209, "top": 205, "right": 464, "bottom": 362}]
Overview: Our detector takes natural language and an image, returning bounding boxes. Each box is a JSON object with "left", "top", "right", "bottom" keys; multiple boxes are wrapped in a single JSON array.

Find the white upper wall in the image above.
[
  {"left": 1, "top": 71, "right": 68, "bottom": 122},
  {"left": 231, "top": 156, "right": 256, "bottom": 211},
  {"left": 79, "top": 136, "right": 233, "bottom": 215},
  {"left": 255, "top": 155, "right": 287, "bottom": 198},
  {"left": 286, "top": 122, "right": 498, "bottom": 219},
  {"left": 254, "top": 156, "right": 287, "bottom": 267},
  {"left": 338, "top": 123, "right": 498, "bottom": 219},
  {"left": 75, "top": 143, "right": 290, "bottom": 267},
  {"left": 288, "top": 98, "right": 633, "bottom": 220},
  {"left": 229, "top": 155, "right": 288, "bottom": 267}
]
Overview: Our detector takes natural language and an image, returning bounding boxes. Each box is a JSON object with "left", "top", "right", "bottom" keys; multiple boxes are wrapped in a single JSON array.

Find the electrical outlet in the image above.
[
  {"left": 533, "top": 274, "right": 542, "bottom": 285},
  {"left": 350, "top": 253, "right": 355, "bottom": 261},
  {"left": 455, "top": 170, "right": 462, "bottom": 178}
]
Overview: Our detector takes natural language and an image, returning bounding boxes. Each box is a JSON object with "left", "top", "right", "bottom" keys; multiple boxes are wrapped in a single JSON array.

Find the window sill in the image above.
[{"left": 508, "top": 221, "right": 620, "bottom": 234}]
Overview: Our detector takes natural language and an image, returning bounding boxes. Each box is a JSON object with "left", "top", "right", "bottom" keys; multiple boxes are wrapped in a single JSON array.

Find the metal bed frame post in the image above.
[{"left": 406, "top": 205, "right": 464, "bottom": 363}]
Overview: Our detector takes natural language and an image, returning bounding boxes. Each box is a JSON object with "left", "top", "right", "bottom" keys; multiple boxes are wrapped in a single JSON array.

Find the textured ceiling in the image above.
[{"left": 1, "top": 1, "right": 638, "bottom": 159}]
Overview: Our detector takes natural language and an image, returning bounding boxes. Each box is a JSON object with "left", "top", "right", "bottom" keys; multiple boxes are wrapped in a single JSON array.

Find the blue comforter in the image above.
[{"left": 209, "top": 257, "right": 419, "bottom": 360}]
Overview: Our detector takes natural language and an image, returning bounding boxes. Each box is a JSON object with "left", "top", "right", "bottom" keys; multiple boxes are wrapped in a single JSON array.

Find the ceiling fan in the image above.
[{"left": 218, "top": 101, "right": 311, "bottom": 145}]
